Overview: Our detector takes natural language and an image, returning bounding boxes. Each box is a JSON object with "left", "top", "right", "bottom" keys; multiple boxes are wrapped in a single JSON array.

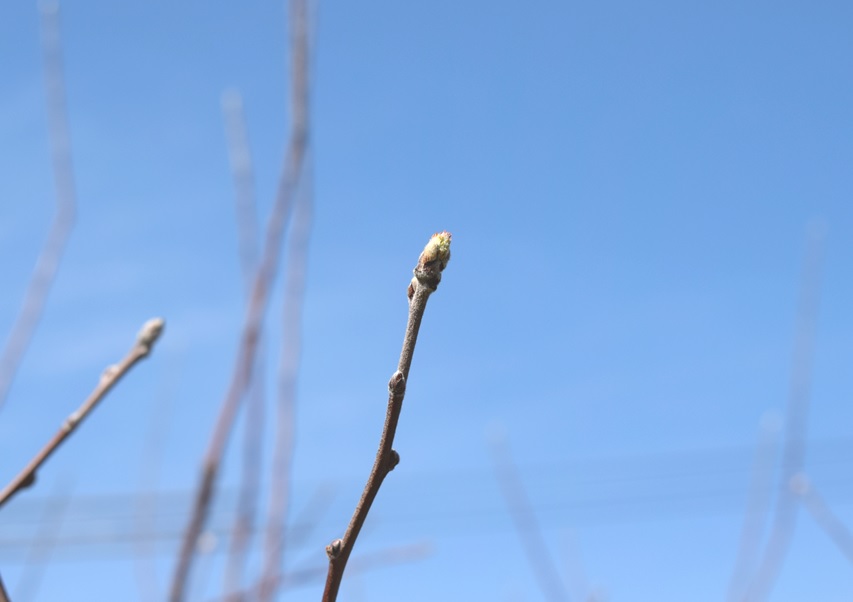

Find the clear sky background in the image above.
[{"left": 2, "top": 1, "right": 853, "bottom": 601}]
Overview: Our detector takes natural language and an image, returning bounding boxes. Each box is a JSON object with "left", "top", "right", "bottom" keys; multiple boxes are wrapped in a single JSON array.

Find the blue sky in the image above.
[{"left": 2, "top": 1, "right": 853, "bottom": 601}]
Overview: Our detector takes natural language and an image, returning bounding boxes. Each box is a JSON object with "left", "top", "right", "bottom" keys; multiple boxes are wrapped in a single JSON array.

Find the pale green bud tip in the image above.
[{"left": 419, "top": 231, "right": 452, "bottom": 271}]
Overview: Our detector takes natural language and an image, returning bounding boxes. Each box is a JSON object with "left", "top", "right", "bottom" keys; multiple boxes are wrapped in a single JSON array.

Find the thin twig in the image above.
[
  {"left": 791, "top": 473, "right": 853, "bottom": 566},
  {"left": 321, "top": 232, "right": 452, "bottom": 602},
  {"left": 726, "top": 412, "right": 782, "bottom": 602},
  {"left": 0, "top": 1, "right": 76, "bottom": 413},
  {"left": 742, "top": 222, "right": 826, "bottom": 602},
  {"left": 168, "top": 1, "right": 312, "bottom": 597},
  {"left": 221, "top": 89, "right": 265, "bottom": 602},
  {"left": 490, "top": 429, "right": 570, "bottom": 602},
  {"left": 258, "top": 4, "right": 313, "bottom": 597},
  {"left": 0, "top": 318, "right": 165, "bottom": 509},
  {"left": 13, "top": 480, "right": 74, "bottom": 601},
  {"left": 259, "top": 168, "right": 313, "bottom": 600}
]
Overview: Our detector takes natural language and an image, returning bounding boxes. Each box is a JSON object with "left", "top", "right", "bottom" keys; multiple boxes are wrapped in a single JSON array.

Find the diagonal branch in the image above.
[
  {"left": 321, "top": 232, "right": 452, "bottom": 602},
  {"left": 0, "top": 318, "right": 165, "bottom": 509},
  {"left": 221, "top": 89, "right": 266, "bottom": 602},
  {"left": 168, "top": 2, "right": 312, "bottom": 598},
  {"left": 0, "top": 1, "right": 76, "bottom": 413}
]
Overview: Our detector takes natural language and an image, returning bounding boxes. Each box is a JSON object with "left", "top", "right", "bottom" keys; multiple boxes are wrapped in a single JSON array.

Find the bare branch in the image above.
[
  {"left": 259, "top": 173, "right": 313, "bottom": 600},
  {"left": 742, "top": 221, "right": 826, "bottom": 602},
  {"left": 168, "top": 0, "right": 313, "bottom": 597},
  {"left": 0, "top": 571, "right": 10, "bottom": 602},
  {"left": 0, "top": 318, "right": 165, "bottom": 508},
  {"left": 489, "top": 428, "right": 570, "bottom": 602},
  {"left": 221, "top": 88, "right": 266, "bottom": 602},
  {"left": 321, "top": 232, "right": 452, "bottom": 602},
  {"left": 0, "top": 1, "right": 76, "bottom": 413}
]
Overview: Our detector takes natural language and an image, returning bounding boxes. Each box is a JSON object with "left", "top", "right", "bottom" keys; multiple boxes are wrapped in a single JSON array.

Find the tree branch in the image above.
[
  {"left": 321, "top": 232, "right": 452, "bottom": 602},
  {"left": 0, "top": 318, "right": 165, "bottom": 509},
  {"left": 168, "top": 1, "right": 312, "bottom": 597},
  {"left": 0, "top": 1, "right": 76, "bottom": 413}
]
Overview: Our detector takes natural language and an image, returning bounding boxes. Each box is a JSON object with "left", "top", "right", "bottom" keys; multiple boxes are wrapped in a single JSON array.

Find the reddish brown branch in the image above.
[
  {"left": 221, "top": 89, "right": 265, "bottom": 601},
  {"left": 321, "top": 233, "right": 452, "bottom": 602},
  {"left": 0, "top": 2, "right": 76, "bottom": 413},
  {"left": 168, "top": 1, "right": 312, "bottom": 598},
  {"left": 0, "top": 318, "right": 165, "bottom": 508}
]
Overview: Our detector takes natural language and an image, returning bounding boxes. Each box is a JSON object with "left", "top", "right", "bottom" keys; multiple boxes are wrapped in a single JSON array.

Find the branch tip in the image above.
[{"left": 137, "top": 317, "right": 165, "bottom": 351}]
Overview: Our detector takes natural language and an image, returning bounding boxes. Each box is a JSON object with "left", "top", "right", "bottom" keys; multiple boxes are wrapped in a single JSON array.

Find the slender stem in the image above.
[
  {"left": 0, "top": 1, "right": 76, "bottom": 413},
  {"left": 321, "top": 233, "right": 451, "bottom": 602},
  {"left": 0, "top": 318, "right": 164, "bottom": 509},
  {"left": 221, "top": 88, "right": 265, "bottom": 601},
  {"left": 169, "top": 2, "right": 312, "bottom": 598}
]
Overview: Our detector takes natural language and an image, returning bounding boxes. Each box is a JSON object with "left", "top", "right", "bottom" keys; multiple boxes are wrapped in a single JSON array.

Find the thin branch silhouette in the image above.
[
  {"left": 0, "top": 1, "right": 76, "bottom": 413},
  {"left": 321, "top": 232, "right": 452, "bottom": 602},
  {"left": 0, "top": 318, "right": 165, "bottom": 508},
  {"left": 168, "top": 1, "right": 312, "bottom": 598},
  {"left": 221, "top": 88, "right": 266, "bottom": 602}
]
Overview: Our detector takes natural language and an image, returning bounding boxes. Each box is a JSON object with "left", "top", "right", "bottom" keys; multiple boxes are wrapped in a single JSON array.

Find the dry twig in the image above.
[
  {"left": 321, "top": 232, "right": 452, "bottom": 602},
  {"left": 221, "top": 89, "right": 266, "bottom": 601},
  {"left": 168, "top": 1, "right": 312, "bottom": 598},
  {"left": 0, "top": 318, "right": 165, "bottom": 509},
  {"left": 0, "top": 2, "right": 76, "bottom": 413}
]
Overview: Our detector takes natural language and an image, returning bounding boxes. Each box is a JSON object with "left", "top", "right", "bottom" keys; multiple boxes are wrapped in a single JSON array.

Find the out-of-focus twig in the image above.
[
  {"left": 221, "top": 88, "right": 266, "bottom": 602},
  {"left": 490, "top": 428, "right": 570, "bottom": 602},
  {"left": 321, "top": 232, "right": 452, "bottom": 602},
  {"left": 13, "top": 480, "right": 73, "bottom": 602},
  {"left": 168, "top": 0, "right": 313, "bottom": 597},
  {"left": 258, "top": 160, "right": 313, "bottom": 600},
  {"left": 742, "top": 222, "right": 826, "bottom": 602},
  {"left": 791, "top": 473, "right": 853, "bottom": 565},
  {"left": 0, "top": 318, "right": 165, "bottom": 509},
  {"left": 726, "top": 412, "right": 781, "bottom": 602},
  {"left": 217, "top": 542, "right": 431, "bottom": 601},
  {"left": 0, "top": 1, "right": 76, "bottom": 414}
]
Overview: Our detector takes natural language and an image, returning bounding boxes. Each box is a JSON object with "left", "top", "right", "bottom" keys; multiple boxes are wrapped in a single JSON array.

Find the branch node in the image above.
[
  {"left": 326, "top": 538, "right": 343, "bottom": 560},
  {"left": 388, "top": 449, "right": 400, "bottom": 472},
  {"left": 388, "top": 371, "right": 406, "bottom": 396}
]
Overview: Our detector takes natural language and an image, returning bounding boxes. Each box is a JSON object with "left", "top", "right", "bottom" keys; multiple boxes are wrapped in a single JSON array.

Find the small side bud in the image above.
[
  {"left": 388, "top": 371, "right": 406, "bottom": 396},
  {"left": 388, "top": 449, "right": 400, "bottom": 471},
  {"left": 137, "top": 317, "right": 165, "bottom": 351},
  {"left": 326, "top": 538, "right": 343, "bottom": 559}
]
